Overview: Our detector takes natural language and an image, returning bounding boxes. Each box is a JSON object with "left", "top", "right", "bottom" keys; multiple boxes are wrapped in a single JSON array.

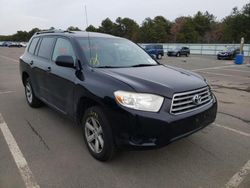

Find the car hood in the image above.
[{"left": 96, "top": 65, "right": 207, "bottom": 98}]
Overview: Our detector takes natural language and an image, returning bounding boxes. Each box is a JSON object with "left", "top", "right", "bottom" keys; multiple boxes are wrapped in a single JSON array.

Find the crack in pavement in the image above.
[
  {"left": 26, "top": 120, "right": 50, "bottom": 151},
  {"left": 186, "top": 138, "right": 221, "bottom": 161},
  {"left": 219, "top": 100, "right": 235, "bottom": 104},
  {"left": 212, "top": 89, "right": 225, "bottom": 94},
  {"left": 211, "top": 84, "right": 250, "bottom": 93},
  {"left": 218, "top": 111, "right": 250, "bottom": 124}
]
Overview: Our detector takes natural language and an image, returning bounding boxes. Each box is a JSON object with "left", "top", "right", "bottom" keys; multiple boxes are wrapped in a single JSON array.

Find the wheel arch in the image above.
[
  {"left": 76, "top": 96, "right": 101, "bottom": 125},
  {"left": 22, "top": 71, "right": 29, "bottom": 86}
]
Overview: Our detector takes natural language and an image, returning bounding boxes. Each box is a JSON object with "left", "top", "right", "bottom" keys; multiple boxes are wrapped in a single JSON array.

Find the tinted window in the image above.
[
  {"left": 37, "top": 37, "right": 55, "bottom": 59},
  {"left": 155, "top": 45, "right": 163, "bottom": 49},
  {"left": 145, "top": 45, "right": 153, "bottom": 50},
  {"left": 52, "top": 38, "right": 76, "bottom": 63},
  {"left": 28, "top": 37, "right": 39, "bottom": 54}
]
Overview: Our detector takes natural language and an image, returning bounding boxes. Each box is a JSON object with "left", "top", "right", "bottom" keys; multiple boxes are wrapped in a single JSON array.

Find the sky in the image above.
[{"left": 0, "top": 0, "right": 249, "bottom": 35}]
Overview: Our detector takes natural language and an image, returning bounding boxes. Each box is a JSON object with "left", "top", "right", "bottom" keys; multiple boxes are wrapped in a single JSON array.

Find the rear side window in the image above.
[
  {"left": 52, "top": 38, "right": 76, "bottom": 63},
  {"left": 155, "top": 45, "right": 163, "bottom": 49},
  {"left": 37, "top": 37, "right": 55, "bottom": 59},
  {"left": 145, "top": 45, "right": 153, "bottom": 50},
  {"left": 28, "top": 37, "right": 39, "bottom": 54}
]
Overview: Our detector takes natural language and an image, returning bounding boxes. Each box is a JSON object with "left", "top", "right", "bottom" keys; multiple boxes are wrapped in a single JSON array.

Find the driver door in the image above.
[{"left": 46, "top": 37, "right": 77, "bottom": 114}]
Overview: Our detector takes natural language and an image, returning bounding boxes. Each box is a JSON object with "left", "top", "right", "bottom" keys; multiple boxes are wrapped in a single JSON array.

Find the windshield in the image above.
[{"left": 76, "top": 37, "right": 158, "bottom": 68}]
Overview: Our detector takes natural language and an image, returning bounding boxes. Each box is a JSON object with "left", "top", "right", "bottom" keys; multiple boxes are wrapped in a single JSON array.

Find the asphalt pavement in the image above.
[{"left": 0, "top": 47, "right": 250, "bottom": 188}]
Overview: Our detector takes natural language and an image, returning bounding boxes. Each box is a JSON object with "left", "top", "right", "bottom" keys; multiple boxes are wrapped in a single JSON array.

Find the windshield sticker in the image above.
[{"left": 90, "top": 53, "right": 100, "bottom": 66}]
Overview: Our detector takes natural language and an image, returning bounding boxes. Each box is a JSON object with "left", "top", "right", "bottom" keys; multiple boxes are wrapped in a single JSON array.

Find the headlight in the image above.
[{"left": 114, "top": 91, "right": 164, "bottom": 112}]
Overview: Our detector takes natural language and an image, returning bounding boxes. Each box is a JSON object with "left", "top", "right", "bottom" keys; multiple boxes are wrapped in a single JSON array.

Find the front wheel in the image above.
[{"left": 82, "top": 106, "right": 115, "bottom": 161}]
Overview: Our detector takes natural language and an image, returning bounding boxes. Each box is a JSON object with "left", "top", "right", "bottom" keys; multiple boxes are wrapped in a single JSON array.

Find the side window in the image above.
[
  {"left": 28, "top": 37, "right": 39, "bottom": 54},
  {"left": 37, "top": 37, "right": 55, "bottom": 59},
  {"left": 52, "top": 38, "right": 76, "bottom": 63}
]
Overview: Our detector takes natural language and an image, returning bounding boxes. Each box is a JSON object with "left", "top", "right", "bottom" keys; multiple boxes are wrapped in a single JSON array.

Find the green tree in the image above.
[
  {"left": 99, "top": 18, "right": 115, "bottom": 35},
  {"left": 193, "top": 11, "right": 215, "bottom": 41},
  {"left": 86, "top": 25, "right": 99, "bottom": 32},
  {"left": 176, "top": 17, "right": 199, "bottom": 43},
  {"left": 152, "top": 16, "right": 171, "bottom": 42},
  {"left": 139, "top": 16, "right": 171, "bottom": 43},
  {"left": 67, "top": 26, "right": 81, "bottom": 31},
  {"left": 12, "top": 31, "right": 29, "bottom": 42},
  {"left": 222, "top": 3, "right": 250, "bottom": 43},
  {"left": 139, "top": 18, "right": 157, "bottom": 43},
  {"left": 28, "top": 28, "right": 41, "bottom": 39},
  {"left": 114, "top": 17, "right": 140, "bottom": 41}
]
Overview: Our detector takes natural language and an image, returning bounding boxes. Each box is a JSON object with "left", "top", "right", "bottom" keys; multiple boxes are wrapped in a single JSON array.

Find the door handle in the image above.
[{"left": 47, "top": 67, "right": 51, "bottom": 72}]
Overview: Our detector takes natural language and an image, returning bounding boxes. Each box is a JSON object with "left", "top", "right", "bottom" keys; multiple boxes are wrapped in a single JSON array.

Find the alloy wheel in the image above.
[
  {"left": 85, "top": 117, "right": 104, "bottom": 154},
  {"left": 25, "top": 82, "right": 33, "bottom": 104}
]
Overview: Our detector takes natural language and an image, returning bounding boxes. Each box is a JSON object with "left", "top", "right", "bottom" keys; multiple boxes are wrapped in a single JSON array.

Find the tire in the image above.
[
  {"left": 24, "top": 78, "right": 43, "bottom": 108},
  {"left": 82, "top": 106, "right": 115, "bottom": 161},
  {"left": 176, "top": 53, "right": 180, "bottom": 57},
  {"left": 157, "top": 54, "right": 162, "bottom": 59},
  {"left": 186, "top": 53, "right": 189, "bottom": 57}
]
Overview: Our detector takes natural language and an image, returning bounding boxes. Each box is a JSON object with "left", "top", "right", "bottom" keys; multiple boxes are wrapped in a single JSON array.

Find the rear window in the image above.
[
  {"left": 28, "top": 37, "right": 39, "bottom": 54},
  {"left": 37, "top": 37, "right": 55, "bottom": 59}
]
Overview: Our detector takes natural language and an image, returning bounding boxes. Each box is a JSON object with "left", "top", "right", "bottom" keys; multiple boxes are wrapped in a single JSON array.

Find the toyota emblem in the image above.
[{"left": 192, "top": 94, "right": 202, "bottom": 105}]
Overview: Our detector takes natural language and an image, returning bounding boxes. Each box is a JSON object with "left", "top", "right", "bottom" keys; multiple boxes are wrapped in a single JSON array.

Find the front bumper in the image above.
[
  {"left": 107, "top": 95, "right": 217, "bottom": 149},
  {"left": 217, "top": 54, "right": 233, "bottom": 59}
]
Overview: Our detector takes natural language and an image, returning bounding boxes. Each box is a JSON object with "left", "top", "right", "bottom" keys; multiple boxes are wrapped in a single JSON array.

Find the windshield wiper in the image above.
[
  {"left": 95, "top": 66, "right": 121, "bottom": 68},
  {"left": 96, "top": 64, "right": 160, "bottom": 68},
  {"left": 130, "top": 64, "right": 159, "bottom": 67}
]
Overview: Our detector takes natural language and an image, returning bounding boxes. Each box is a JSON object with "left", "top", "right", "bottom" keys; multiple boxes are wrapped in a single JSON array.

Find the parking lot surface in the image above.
[{"left": 0, "top": 47, "right": 250, "bottom": 188}]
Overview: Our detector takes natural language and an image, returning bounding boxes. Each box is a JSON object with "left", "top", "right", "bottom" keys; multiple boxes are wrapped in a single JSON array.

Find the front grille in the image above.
[{"left": 170, "top": 87, "right": 213, "bottom": 115}]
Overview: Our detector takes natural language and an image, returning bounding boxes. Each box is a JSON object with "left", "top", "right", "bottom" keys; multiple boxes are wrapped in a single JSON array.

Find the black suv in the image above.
[
  {"left": 20, "top": 30, "right": 217, "bottom": 161},
  {"left": 217, "top": 47, "right": 240, "bottom": 60},
  {"left": 167, "top": 47, "right": 190, "bottom": 57}
]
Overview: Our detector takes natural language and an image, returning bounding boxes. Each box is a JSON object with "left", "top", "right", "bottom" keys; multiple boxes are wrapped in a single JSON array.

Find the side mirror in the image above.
[{"left": 55, "top": 55, "right": 75, "bottom": 68}]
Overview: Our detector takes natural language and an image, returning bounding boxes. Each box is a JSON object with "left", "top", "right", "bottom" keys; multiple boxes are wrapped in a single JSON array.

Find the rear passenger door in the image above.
[
  {"left": 47, "top": 37, "right": 76, "bottom": 114},
  {"left": 33, "top": 36, "right": 56, "bottom": 101},
  {"left": 24, "top": 37, "right": 40, "bottom": 95}
]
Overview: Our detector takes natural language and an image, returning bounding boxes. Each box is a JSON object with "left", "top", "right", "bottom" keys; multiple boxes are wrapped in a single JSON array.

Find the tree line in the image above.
[{"left": 0, "top": 3, "right": 249, "bottom": 43}]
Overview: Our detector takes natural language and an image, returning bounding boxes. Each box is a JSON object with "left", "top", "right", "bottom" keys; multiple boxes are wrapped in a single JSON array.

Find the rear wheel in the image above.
[
  {"left": 24, "top": 78, "right": 43, "bottom": 108},
  {"left": 82, "top": 106, "right": 115, "bottom": 161},
  {"left": 157, "top": 54, "right": 162, "bottom": 59}
]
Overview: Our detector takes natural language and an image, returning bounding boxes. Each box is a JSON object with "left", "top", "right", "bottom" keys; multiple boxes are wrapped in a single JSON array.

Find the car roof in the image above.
[{"left": 34, "top": 30, "right": 120, "bottom": 39}]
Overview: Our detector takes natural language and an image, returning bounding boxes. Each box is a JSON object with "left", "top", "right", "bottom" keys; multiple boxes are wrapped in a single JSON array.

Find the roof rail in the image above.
[{"left": 35, "top": 30, "right": 74, "bottom": 35}]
